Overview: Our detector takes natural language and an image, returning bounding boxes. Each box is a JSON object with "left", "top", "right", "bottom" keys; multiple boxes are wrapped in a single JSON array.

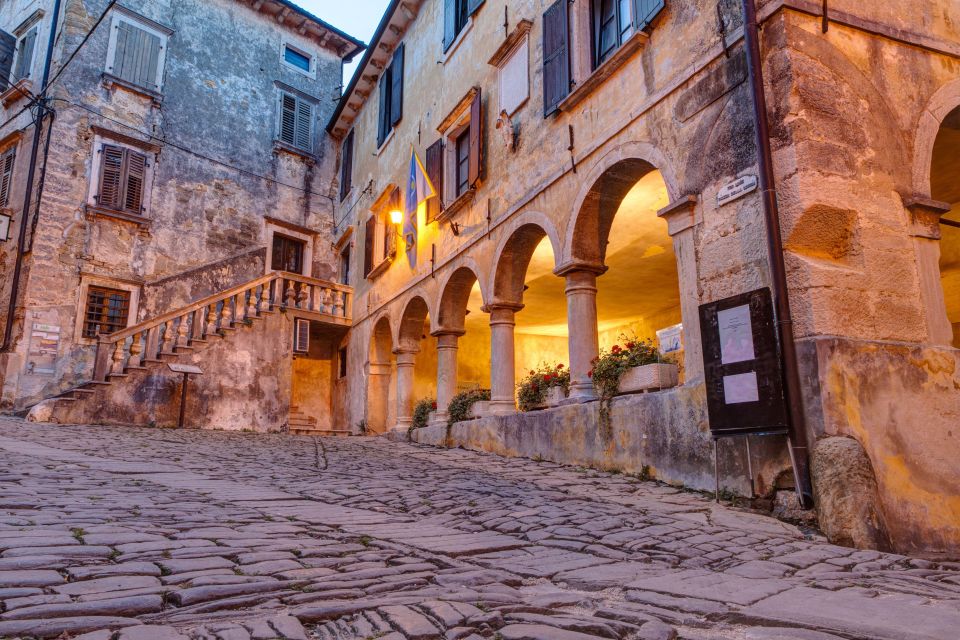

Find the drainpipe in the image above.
[
  {"left": 742, "top": 0, "right": 814, "bottom": 508},
  {"left": 2, "top": 0, "right": 62, "bottom": 351}
]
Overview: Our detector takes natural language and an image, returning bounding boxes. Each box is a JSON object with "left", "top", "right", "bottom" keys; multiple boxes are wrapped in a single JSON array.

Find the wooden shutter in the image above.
[
  {"left": 123, "top": 151, "right": 147, "bottom": 213},
  {"left": 633, "top": 0, "right": 665, "bottom": 31},
  {"left": 390, "top": 44, "right": 404, "bottom": 127},
  {"left": 363, "top": 215, "right": 376, "bottom": 277},
  {"left": 113, "top": 21, "right": 161, "bottom": 89},
  {"left": 442, "top": 0, "right": 457, "bottom": 51},
  {"left": 295, "top": 98, "right": 313, "bottom": 151},
  {"left": 13, "top": 27, "right": 36, "bottom": 80},
  {"left": 467, "top": 0, "right": 485, "bottom": 16},
  {"left": 542, "top": 0, "right": 570, "bottom": 117},
  {"left": 425, "top": 139, "right": 443, "bottom": 222},
  {"left": 293, "top": 318, "right": 310, "bottom": 354},
  {"left": 377, "top": 72, "right": 389, "bottom": 147},
  {"left": 339, "top": 129, "right": 354, "bottom": 202},
  {"left": 468, "top": 89, "right": 482, "bottom": 187},
  {"left": 0, "top": 149, "right": 15, "bottom": 208},
  {"left": 280, "top": 93, "right": 297, "bottom": 145},
  {"left": 0, "top": 30, "right": 16, "bottom": 86},
  {"left": 98, "top": 145, "right": 125, "bottom": 210}
]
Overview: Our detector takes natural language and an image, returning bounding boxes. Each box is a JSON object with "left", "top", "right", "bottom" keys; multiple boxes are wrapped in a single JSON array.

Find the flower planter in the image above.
[
  {"left": 617, "top": 363, "right": 679, "bottom": 394},
  {"left": 469, "top": 400, "right": 490, "bottom": 419},
  {"left": 545, "top": 386, "right": 566, "bottom": 407}
]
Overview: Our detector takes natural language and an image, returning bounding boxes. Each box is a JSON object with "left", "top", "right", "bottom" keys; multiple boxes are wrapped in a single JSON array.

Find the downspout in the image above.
[
  {"left": 2, "top": 0, "right": 62, "bottom": 351},
  {"left": 741, "top": 0, "right": 815, "bottom": 508}
]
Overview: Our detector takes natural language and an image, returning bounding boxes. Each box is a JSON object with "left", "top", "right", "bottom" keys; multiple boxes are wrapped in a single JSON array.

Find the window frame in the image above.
[
  {"left": 86, "top": 135, "right": 156, "bottom": 221},
  {"left": 271, "top": 233, "right": 307, "bottom": 274},
  {"left": 376, "top": 44, "right": 404, "bottom": 150},
  {"left": 364, "top": 187, "right": 400, "bottom": 279},
  {"left": 75, "top": 276, "right": 140, "bottom": 345},
  {"left": 265, "top": 223, "right": 313, "bottom": 277},
  {"left": 454, "top": 128, "right": 470, "bottom": 198},
  {"left": 276, "top": 88, "right": 316, "bottom": 153},
  {"left": 0, "top": 144, "right": 16, "bottom": 210},
  {"left": 11, "top": 24, "right": 38, "bottom": 83},
  {"left": 337, "top": 345, "right": 348, "bottom": 379},
  {"left": 104, "top": 8, "right": 171, "bottom": 93},
  {"left": 338, "top": 244, "right": 351, "bottom": 285},
  {"left": 280, "top": 40, "right": 316, "bottom": 78}
]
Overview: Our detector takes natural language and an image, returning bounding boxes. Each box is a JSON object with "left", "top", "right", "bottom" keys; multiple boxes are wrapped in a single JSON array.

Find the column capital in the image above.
[
  {"left": 430, "top": 328, "right": 466, "bottom": 338},
  {"left": 393, "top": 349, "right": 418, "bottom": 366},
  {"left": 903, "top": 195, "right": 951, "bottom": 240},
  {"left": 480, "top": 301, "right": 525, "bottom": 313},
  {"left": 657, "top": 194, "right": 699, "bottom": 236},
  {"left": 553, "top": 260, "right": 608, "bottom": 278},
  {"left": 432, "top": 331, "right": 462, "bottom": 349},
  {"left": 365, "top": 361, "right": 392, "bottom": 376}
]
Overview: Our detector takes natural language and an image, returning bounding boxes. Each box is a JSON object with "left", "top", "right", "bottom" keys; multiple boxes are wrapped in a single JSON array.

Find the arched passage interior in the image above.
[
  {"left": 366, "top": 316, "right": 395, "bottom": 434},
  {"left": 932, "top": 105, "right": 960, "bottom": 347}
]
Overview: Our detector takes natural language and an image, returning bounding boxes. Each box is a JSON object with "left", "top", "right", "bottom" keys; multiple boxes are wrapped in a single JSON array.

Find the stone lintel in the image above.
[
  {"left": 657, "top": 195, "right": 699, "bottom": 236},
  {"left": 903, "top": 195, "right": 951, "bottom": 240}
]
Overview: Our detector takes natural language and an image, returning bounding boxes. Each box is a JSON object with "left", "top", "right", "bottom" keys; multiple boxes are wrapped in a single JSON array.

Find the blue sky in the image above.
[{"left": 294, "top": 0, "right": 392, "bottom": 86}]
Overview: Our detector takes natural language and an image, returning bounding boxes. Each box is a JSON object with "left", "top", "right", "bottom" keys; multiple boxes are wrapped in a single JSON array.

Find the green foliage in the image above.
[
  {"left": 411, "top": 397, "right": 436, "bottom": 431},
  {"left": 447, "top": 388, "right": 491, "bottom": 426},
  {"left": 356, "top": 419, "right": 368, "bottom": 435},
  {"left": 517, "top": 362, "right": 570, "bottom": 411},
  {"left": 590, "top": 334, "right": 667, "bottom": 438}
]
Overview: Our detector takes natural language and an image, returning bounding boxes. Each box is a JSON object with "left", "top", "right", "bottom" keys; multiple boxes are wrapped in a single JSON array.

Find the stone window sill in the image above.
[
  {"left": 376, "top": 128, "right": 396, "bottom": 156},
  {"left": 1, "top": 78, "right": 32, "bottom": 108},
  {"left": 85, "top": 204, "right": 152, "bottom": 230},
  {"left": 273, "top": 139, "right": 316, "bottom": 163},
  {"left": 366, "top": 256, "right": 391, "bottom": 280},
  {"left": 558, "top": 31, "right": 648, "bottom": 113},
  {"left": 102, "top": 73, "right": 163, "bottom": 106},
  {"left": 436, "top": 187, "right": 476, "bottom": 223}
]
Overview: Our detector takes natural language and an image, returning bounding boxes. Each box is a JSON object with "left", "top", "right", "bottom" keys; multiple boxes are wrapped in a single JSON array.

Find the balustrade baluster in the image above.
[
  {"left": 110, "top": 341, "right": 126, "bottom": 375},
  {"left": 128, "top": 332, "right": 144, "bottom": 368},
  {"left": 246, "top": 287, "right": 257, "bottom": 318},
  {"left": 206, "top": 303, "right": 218, "bottom": 335},
  {"left": 284, "top": 279, "right": 296, "bottom": 307},
  {"left": 189, "top": 309, "right": 203, "bottom": 341},
  {"left": 176, "top": 315, "right": 190, "bottom": 347},
  {"left": 221, "top": 296, "right": 234, "bottom": 327},
  {"left": 145, "top": 325, "right": 160, "bottom": 360},
  {"left": 334, "top": 290, "right": 344, "bottom": 317},
  {"left": 295, "top": 282, "right": 307, "bottom": 309},
  {"left": 161, "top": 320, "right": 177, "bottom": 353}
]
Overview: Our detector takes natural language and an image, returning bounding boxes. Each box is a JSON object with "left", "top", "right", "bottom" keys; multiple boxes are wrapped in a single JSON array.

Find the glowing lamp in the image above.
[{"left": 389, "top": 209, "right": 403, "bottom": 225}]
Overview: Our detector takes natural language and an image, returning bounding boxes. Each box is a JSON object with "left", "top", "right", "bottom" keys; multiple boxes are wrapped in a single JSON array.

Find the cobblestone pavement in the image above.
[{"left": 0, "top": 419, "right": 958, "bottom": 639}]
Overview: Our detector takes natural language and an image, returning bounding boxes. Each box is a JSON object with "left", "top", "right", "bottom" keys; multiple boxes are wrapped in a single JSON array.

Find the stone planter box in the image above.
[
  {"left": 469, "top": 400, "right": 490, "bottom": 419},
  {"left": 545, "top": 386, "right": 567, "bottom": 407},
  {"left": 618, "top": 363, "right": 679, "bottom": 394}
]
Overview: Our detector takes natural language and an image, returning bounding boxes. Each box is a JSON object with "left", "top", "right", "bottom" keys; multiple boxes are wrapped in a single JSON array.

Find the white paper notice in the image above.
[
  {"left": 718, "top": 304, "right": 755, "bottom": 364},
  {"left": 723, "top": 372, "right": 760, "bottom": 404}
]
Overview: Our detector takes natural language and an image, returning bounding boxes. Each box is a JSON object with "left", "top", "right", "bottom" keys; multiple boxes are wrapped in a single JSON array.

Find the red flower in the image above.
[
  {"left": 532, "top": 384, "right": 539, "bottom": 392},
  {"left": 529, "top": 370, "right": 535, "bottom": 375},
  {"left": 587, "top": 370, "right": 593, "bottom": 378},
  {"left": 626, "top": 342, "right": 636, "bottom": 350},
  {"left": 431, "top": 402, "right": 437, "bottom": 410},
  {"left": 556, "top": 364, "right": 564, "bottom": 369},
  {"left": 544, "top": 373, "right": 553, "bottom": 381},
  {"left": 611, "top": 345, "right": 622, "bottom": 354}
]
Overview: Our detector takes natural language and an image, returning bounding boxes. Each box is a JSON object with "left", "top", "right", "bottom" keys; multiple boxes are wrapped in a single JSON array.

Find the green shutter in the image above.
[{"left": 13, "top": 27, "right": 36, "bottom": 80}]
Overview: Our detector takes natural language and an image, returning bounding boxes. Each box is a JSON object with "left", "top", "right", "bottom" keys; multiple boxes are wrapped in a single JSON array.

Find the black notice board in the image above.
[{"left": 699, "top": 287, "right": 788, "bottom": 437}]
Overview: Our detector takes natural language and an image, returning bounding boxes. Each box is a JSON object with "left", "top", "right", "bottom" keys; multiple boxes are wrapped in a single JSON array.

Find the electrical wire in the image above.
[{"left": 40, "top": 0, "right": 118, "bottom": 96}]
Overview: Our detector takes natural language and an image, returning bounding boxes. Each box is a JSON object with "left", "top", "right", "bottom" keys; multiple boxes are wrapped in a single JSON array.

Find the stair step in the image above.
[{"left": 290, "top": 428, "right": 350, "bottom": 436}]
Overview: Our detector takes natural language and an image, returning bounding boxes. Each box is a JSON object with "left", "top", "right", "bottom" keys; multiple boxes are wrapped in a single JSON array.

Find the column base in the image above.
[
  {"left": 489, "top": 400, "right": 516, "bottom": 415},
  {"left": 390, "top": 418, "right": 413, "bottom": 432},
  {"left": 567, "top": 383, "right": 597, "bottom": 400}
]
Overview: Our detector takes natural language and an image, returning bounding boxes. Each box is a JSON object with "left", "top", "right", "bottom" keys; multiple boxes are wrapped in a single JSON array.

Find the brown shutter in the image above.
[
  {"left": 468, "top": 89, "right": 482, "bottom": 187},
  {"left": 425, "top": 140, "right": 443, "bottom": 222},
  {"left": 98, "top": 145, "right": 125, "bottom": 210},
  {"left": 542, "top": 0, "right": 570, "bottom": 116},
  {"left": 293, "top": 318, "right": 310, "bottom": 353},
  {"left": 339, "top": 129, "right": 354, "bottom": 202},
  {"left": 123, "top": 151, "right": 147, "bottom": 214},
  {"left": 0, "top": 148, "right": 15, "bottom": 208},
  {"left": 363, "top": 215, "right": 376, "bottom": 277}
]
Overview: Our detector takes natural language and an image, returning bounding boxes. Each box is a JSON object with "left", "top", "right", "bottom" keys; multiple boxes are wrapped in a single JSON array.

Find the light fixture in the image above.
[{"left": 389, "top": 209, "right": 403, "bottom": 225}]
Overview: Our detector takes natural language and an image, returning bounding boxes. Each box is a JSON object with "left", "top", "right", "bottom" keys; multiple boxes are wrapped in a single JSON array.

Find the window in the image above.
[
  {"left": 11, "top": 26, "right": 36, "bottom": 82},
  {"left": 377, "top": 44, "right": 404, "bottom": 148},
  {"left": 338, "top": 245, "right": 351, "bottom": 285},
  {"left": 431, "top": 87, "right": 482, "bottom": 217},
  {"left": 0, "top": 146, "right": 15, "bottom": 209},
  {"left": 271, "top": 234, "right": 305, "bottom": 273},
  {"left": 293, "top": 318, "right": 310, "bottom": 354},
  {"left": 443, "top": 0, "right": 484, "bottom": 52},
  {"left": 96, "top": 145, "right": 148, "bottom": 215},
  {"left": 105, "top": 11, "right": 170, "bottom": 92},
  {"left": 83, "top": 286, "right": 130, "bottom": 338},
  {"left": 283, "top": 44, "right": 312, "bottom": 73},
  {"left": 542, "top": 0, "right": 570, "bottom": 116},
  {"left": 363, "top": 189, "right": 399, "bottom": 278},
  {"left": 339, "top": 129, "right": 354, "bottom": 201},
  {"left": 455, "top": 129, "right": 470, "bottom": 198},
  {"left": 278, "top": 91, "right": 314, "bottom": 152},
  {"left": 337, "top": 346, "right": 348, "bottom": 378},
  {"left": 592, "top": 0, "right": 664, "bottom": 67}
]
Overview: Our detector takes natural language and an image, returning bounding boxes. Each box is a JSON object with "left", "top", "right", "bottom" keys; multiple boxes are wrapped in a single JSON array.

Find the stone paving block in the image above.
[
  {"left": 0, "top": 569, "right": 64, "bottom": 587},
  {"left": 1, "top": 594, "right": 164, "bottom": 620},
  {"left": 53, "top": 574, "right": 161, "bottom": 595},
  {"left": 118, "top": 625, "right": 191, "bottom": 639},
  {"left": 498, "top": 623, "right": 609, "bottom": 639},
  {"left": 627, "top": 569, "right": 792, "bottom": 605},
  {"left": 68, "top": 561, "right": 163, "bottom": 579},
  {"left": 0, "top": 615, "right": 142, "bottom": 638}
]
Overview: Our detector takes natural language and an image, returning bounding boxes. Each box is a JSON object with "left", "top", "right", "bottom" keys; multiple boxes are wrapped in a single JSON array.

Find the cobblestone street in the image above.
[{"left": 0, "top": 419, "right": 958, "bottom": 639}]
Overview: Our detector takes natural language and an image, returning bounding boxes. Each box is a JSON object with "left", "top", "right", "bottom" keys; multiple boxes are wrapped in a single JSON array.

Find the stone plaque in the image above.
[{"left": 717, "top": 175, "right": 758, "bottom": 207}]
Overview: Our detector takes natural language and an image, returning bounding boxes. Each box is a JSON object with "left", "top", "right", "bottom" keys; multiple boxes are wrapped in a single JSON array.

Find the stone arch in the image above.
[
  {"left": 397, "top": 295, "right": 431, "bottom": 351},
  {"left": 492, "top": 213, "right": 562, "bottom": 304},
  {"left": 369, "top": 314, "right": 393, "bottom": 364},
  {"left": 563, "top": 142, "right": 678, "bottom": 266},
  {"left": 366, "top": 314, "right": 395, "bottom": 434},
  {"left": 437, "top": 264, "right": 485, "bottom": 332},
  {"left": 913, "top": 77, "right": 960, "bottom": 199}
]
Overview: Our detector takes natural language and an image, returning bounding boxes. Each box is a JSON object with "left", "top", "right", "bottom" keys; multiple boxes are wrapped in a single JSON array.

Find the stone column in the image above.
[
  {"left": 484, "top": 303, "right": 523, "bottom": 414},
  {"left": 554, "top": 264, "right": 604, "bottom": 401},
  {"left": 365, "top": 361, "right": 392, "bottom": 434},
  {"left": 904, "top": 197, "right": 953, "bottom": 345},
  {"left": 658, "top": 195, "right": 704, "bottom": 382},
  {"left": 393, "top": 349, "right": 417, "bottom": 431},
  {"left": 432, "top": 331, "right": 462, "bottom": 421}
]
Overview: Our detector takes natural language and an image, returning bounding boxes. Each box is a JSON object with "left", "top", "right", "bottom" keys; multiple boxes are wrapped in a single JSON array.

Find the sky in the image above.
[{"left": 294, "top": 0, "right": 392, "bottom": 88}]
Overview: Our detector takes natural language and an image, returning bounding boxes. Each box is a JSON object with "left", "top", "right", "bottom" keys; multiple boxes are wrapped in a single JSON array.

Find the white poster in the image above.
[
  {"left": 718, "top": 304, "right": 755, "bottom": 364},
  {"left": 723, "top": 371, "right": 760, "bottom": 404},
  {"left": 657, "top": 323, "right": 683, "bottom": 354}
]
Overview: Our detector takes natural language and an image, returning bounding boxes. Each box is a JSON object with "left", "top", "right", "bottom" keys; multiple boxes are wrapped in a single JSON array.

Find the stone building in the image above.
[
  {"left": 326, "top": 0, "right": 959, "bottom": 555},
  {"left": 0, "top": 0, "right": 363, "bottom": 430}
]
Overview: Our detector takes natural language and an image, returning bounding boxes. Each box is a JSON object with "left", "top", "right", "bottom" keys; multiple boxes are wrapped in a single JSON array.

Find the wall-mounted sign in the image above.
[
  {"left": 717, "top": 175, "right": 758, "bottom": 206},
  {"left": 26, "top": 323, "right": 60, "bottom": 375},
  {"left": 0, "top": 212, "right": 11, "bottom": 241},
  {"left": 656, "top": 323, "right": 683, "bottom": 354},
  {"left": 699, "top": 288, "right": 788, "bottom": 437},
  {"left": 167, "top": 363, "right": 203, "bottom": 375}
]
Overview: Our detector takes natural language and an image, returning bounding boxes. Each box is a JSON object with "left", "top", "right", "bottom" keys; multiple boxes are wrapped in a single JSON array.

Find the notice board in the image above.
[{"left": 699, "top": 287, "right": 788, "bottom": 437}]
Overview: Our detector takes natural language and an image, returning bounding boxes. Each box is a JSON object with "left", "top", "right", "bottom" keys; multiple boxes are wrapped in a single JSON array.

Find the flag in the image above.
[{"left": 404, "top": 146, "right": 436, "bottom": 268}]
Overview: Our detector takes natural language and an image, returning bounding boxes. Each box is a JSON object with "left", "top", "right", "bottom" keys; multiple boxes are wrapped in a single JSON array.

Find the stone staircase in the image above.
[
  {"left": 44, "top": 271, "right": 352, "bottom": 431},
  {"left": 288, "top": 405, "right": 350, "bottom": 436}
]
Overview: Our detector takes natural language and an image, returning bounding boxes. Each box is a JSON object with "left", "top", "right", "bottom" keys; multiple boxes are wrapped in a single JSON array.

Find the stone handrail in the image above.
[{"left": 92, "top": 271, "right": 352, "bottom": 382}]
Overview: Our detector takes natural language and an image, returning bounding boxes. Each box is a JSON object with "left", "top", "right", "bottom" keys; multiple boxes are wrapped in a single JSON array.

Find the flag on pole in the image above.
[{"left": 404, "top": 146, "right": 436, "bottom": 268}]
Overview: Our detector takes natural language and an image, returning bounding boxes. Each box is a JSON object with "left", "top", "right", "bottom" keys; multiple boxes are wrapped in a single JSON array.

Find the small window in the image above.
[
  {"left": 443, "top": 0, "right": 484, "bottom": 52},
  {"left": 0, "top": 146, "right": 16, "bottom": 209},
  {"left": 293, "top": 318, "right": 310, "bottom": 354},
  {"left": 278, "top": 91, "right": 314, "bottom": 152},
  {"left": 455, "top": 129, "right": 470, "bottom": 197},
  {"left": 83, "top": 286, "right": 130, "bottom": 338},
  {"left": 106, "top": 12, "right": 169, "bottom": 92},
  {"left": 592, "top": 0, "right": 664, "bottom": 68},
  {"left": 338, "top": 346, "right": 348, "bottom": 378},
  {"left": 377, "top": 44, "right": 404, "bottom": 148},
  {"left": 96, "top": 144, "right": 148, "bottom": 215},
  {"left": 339, "top": 129, "right": 354, "bottom": 201},
  {"left": 12, "top": 26, "right": 36, "bottom": 82},
  {"left": 283, "top": 44, "right": 311, "bottom": 72},
  {"left": 436, "top": 88, "right": 482, "bottom": 209},
  {"left": 271, "top": 234, "right": 305, "bottom": 273},
  {"left": 338, "top": 245, "right": 351, "bottom": 285}
]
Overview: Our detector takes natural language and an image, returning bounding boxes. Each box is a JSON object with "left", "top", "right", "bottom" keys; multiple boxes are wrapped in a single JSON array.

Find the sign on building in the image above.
[
  {"left": 26, "top": 323, "right": 61, "bottom": 375},
  {"left": 656, "top": 323, "right": 683, "bottom": 355},
  {"left": 698, "top": 288, "right": 788, "bottom": 437}
]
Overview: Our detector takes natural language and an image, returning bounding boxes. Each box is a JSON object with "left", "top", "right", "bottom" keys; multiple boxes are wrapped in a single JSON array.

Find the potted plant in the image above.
[
  {"left": 517, "top": 363, "right": 570, "bottom": 411},
  {"left": 446, "top": 388, "right": 491, "bottom": 425},
  {"left": 590, "top": 336, "right": 678, "bottom": 398}
]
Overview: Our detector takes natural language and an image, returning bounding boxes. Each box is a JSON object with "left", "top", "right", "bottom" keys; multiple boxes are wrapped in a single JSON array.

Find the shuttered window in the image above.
[
  {"left": 468, "top": 89, "right": 482, "bottom": 187},
  {"left": 443, "top": 0, "right": 484, "bottom": 52},
  {"left": 110, "top": 19, "right": 163, "bottom": 90},
  {"left": 425, "top": 140, "right": 443, "bottom": 222},
  {"left": 83, "top": 287, "right": 130, "bottom": 338},
  {"left": 339, "top": 129, "right": 354, "bottom": 201},
  {"left": 293, "top": 318, "right": 310, "bottom": 354},
  {"left": 271, "top": 234, "right": 305, "bottom": 273},
  {"left": 279, "top": 91, "right": 314, "bottom": 152},
  {"left": 377, "top": 45, "right": 404, "bottom": 148},
  {"left": 0, "top": 30, "right": 16, "bottom": 86},
  {"left": 0, "top": 147, "right": 15, "bottom": 209},
  {"left": 12, "top": 26, "right": 36, "bottom": 81},
  {"left": 542, "top": 0, "right": 570, "bottom": 116},
  {"left": 593, "top": 0, "right": 665, "bottom": 67},
  {"left": 455, "top": 130, "right": 470, "bottom": 197},
  {"left": 97, "top": 144, "right": 149, "bottom": 215},
  {"left": 363, "top": 215, "right": 377, "bottom": 277}
]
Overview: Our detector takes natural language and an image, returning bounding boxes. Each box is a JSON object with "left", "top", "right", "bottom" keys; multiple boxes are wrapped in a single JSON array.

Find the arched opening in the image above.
[
  {"left": 932, "top": 105, "right": 960, "bottom": 347},
  {"left": 366, "top": 316, "right": 395, "bottom": 434},
  {"left": 397, "top": 296, "right": 436, "bottom": 425},
  {"left": 572, "top": 160, "right": 683, "bottom": 377},
  {"left": 439, "top": 267, "right": 489, "bottom": 392}
]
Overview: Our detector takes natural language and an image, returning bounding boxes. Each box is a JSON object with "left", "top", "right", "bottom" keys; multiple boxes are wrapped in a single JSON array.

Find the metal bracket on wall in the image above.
[{"left": 822, "top": 0, "right": 829, "bottom": 33}]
